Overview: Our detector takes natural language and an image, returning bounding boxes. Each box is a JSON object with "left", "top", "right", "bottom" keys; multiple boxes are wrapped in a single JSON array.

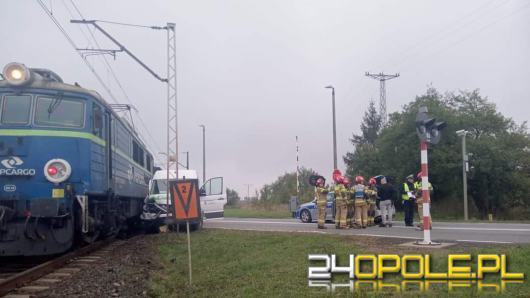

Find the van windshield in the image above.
[{"left": 151, "top": 179, "right": 169, "bottom": 194}]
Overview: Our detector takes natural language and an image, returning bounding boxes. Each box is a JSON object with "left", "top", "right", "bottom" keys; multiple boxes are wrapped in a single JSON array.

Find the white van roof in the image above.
[{"left": 152, "top": 169, "right": 198, "bottom": 180}]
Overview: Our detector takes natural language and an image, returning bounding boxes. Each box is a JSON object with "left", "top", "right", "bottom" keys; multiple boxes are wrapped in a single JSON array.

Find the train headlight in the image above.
[
  {"left": 44, "top": 159, "right": 72, "bottom": 184},
  {"left": 2, "top": 62, "right": 31, "bottom": 86}
]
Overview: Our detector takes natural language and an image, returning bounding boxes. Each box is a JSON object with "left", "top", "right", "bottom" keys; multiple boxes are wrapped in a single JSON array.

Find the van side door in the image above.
[{"left": 199, "top": 177, "right": 226, "bottom": 218}]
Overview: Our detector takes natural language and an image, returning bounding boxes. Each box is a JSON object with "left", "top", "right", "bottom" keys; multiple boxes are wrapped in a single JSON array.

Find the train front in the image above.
[{"left": 0, "top": 63, "right": 89, "bottom": 256}]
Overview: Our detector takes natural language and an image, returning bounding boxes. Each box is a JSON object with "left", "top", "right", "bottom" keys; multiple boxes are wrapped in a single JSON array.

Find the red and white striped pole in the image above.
[{"left": 418, "top": 139, "right": 437, "bottom": 245}]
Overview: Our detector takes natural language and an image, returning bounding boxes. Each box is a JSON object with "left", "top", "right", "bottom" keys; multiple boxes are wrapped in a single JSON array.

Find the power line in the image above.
[
  {"left": 69, "top": 22, "right": 167, "bottom": 155},
  {"left": 38, "top": 0, "right": 162, "bottom": 156},
  {"left": 57, "top": 0, "right": 164, "bottom": 154},
  {"left": 390, "top": 0, "right": 530, "bottom": 73},
  {"left": 343, "top": 0, "right": 512, "bottom": 110},
  {"left": 61, "top": 0, "right": 93, "bottom": 48},
  {"left": 36, "top": 0, "right": 119, "bottom": 105},
  {"left": 376, "top": 0, "right": 509, "bottom": 71},
  {"left": 67, "top": 15, "right": 179, "bottom": 183},
  {"left": 70, "top": 0, "right": 164, "bottom": 154},
  {"left": 93, "top": 19, "right": 167, "bottom": 30}
]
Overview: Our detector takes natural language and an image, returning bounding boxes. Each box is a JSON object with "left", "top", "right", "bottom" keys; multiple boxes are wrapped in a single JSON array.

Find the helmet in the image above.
[
  {"left": 369, "top": 177, "right": 376, "bottom": 185},
  {"left": 309, "top": 175, "right": 325, "bottom": 187},
  {"left": 416, "top": 172, "right": 422, "bottom": 180},
  {"left": 342, "top": 177, "right": 351, "bottom": 186},
  {"left": 406, "top": 174, "right": 414, "bottom": 181},
  {"left": 355, "top": 176, "right": 364, "bottom": 184},
  {"left": 332, "top": 169, "right": 344, "bottom": 184}
]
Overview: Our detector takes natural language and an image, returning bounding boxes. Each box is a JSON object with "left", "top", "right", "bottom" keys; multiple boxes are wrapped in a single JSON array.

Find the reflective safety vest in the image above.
[
  {"left": 353, "top": 184, "right": 365, "bottom": 199},
  {"left": 413, "top": 182, "right": 433, "bottom": 198},
  {"left": 402, "top": 183, "right": 413, "bottom": 201}
]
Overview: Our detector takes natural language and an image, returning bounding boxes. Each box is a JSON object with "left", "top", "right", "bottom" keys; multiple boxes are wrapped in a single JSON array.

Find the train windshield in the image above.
[
  {"left": 34, "top": 96, "right": 85, "bottom": 128},
  {"left": 0, "top": 95, "right": 32, "bottom": 125}
]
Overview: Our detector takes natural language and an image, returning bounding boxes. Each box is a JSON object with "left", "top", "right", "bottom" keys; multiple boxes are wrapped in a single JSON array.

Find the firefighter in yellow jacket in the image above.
[
  {"left": 332, "top": 170, "right": 348, "bottom": 229},
  {"left": 342, "top": 177, "right": 355, "bottom": 228},
  {"left": 352, "top": 176, "right": 368, "bottom": 228},
  {"left": 366, "top": 177, "right": 378, "bottom": 226},
  {"left": 414, "top": 172, "right": 434, "bottom": 230},
  {"left": 315, "top": 177, "right": 328, "bottom": 229}
]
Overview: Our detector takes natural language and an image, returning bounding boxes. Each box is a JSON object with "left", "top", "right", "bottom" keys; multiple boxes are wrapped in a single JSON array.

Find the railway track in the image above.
[{"left": 0, "top": 238, "right": 115, "bottom": 297}]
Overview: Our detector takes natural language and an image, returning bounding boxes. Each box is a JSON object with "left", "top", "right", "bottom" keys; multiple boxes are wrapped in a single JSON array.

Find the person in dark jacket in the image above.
[{"left": 377, "top": 176, "right": 396, "bottom": 227}]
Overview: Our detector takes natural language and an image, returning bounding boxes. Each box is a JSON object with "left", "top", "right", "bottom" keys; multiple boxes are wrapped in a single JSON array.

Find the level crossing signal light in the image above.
[
  {"left": 415, "top": 107, "right": 447, "bottom": 144},
  {"left": 415, "top": 106, "right": 446, "bottom": 246}
]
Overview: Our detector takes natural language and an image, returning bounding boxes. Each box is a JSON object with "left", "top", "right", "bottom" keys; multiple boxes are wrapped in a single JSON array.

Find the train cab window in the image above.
[
  {"left": 1, "top": 95, "right": 32, "bottom": 125},
  {"left": 92, "top": 105, "right": 103, "bottom": 137},
  {"left": 132, "top": 140, "right": 144, "bottom": 167},
  {"left": 35, "top": 97, "right": 85, "bottom": 128},
  {"left": 139, "top": 148, "right": 144, "bottom": 167},
  {"left": 146, "top": 155, "right": 152, "bottom": 172}
]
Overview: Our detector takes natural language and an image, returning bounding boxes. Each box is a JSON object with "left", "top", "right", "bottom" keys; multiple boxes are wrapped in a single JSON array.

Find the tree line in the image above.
[
  {"left": 345, "top": 88, "right": 529, "bottom": 219},
  {"left": 232, "top": 88, "right": 529, "bottom": 219}
]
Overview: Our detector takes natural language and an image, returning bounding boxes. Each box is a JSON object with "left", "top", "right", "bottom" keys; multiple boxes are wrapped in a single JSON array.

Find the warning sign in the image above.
[{"left": 169, "top": 179, "right": 201, "bottom": 222}]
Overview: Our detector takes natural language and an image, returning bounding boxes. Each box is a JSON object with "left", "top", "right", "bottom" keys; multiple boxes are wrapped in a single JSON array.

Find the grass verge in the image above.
[{"left": 149, "top": 229, "right": 530, "bottom": 297}]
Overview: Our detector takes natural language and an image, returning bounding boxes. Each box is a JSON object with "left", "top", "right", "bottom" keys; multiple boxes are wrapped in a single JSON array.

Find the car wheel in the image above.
[
  {"left": 191, "top": 218, "right": 203, "bottom": 231},
  {"left": 144, "top": 223, "right": 161, "bottom": 234},
  {"left": 300, "top": 209, "right": 312, "bottom": 223}
]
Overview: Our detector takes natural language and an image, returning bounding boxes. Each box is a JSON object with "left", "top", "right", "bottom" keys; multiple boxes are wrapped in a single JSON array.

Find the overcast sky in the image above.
[{"left": 1, "top": 0, "right": 529, "bottom": 197}]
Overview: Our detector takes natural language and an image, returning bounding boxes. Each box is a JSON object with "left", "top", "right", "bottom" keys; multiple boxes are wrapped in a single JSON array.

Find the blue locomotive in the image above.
[{"left": 0, "top": 62, "right": 154, "bottom": 256}]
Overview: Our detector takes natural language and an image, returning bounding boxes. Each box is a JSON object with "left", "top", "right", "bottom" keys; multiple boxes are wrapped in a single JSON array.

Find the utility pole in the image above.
[
  {"left": 456, "top": 130, "right": 469, "bottom": 221},
  {"left": 365, "top": 72, "right": 400, "bottom": 125},
  {"left": 296, "top": 136, "right": 300, "bottom": 199},
  {"left": 199, "top": 124, "right": 206, "bottom": 183},
  {"left": 324, "top": 85, "right": 338, "bottom": 169},
  {"left": 244, "top": 184, "right": 252, "bottom": 200}
]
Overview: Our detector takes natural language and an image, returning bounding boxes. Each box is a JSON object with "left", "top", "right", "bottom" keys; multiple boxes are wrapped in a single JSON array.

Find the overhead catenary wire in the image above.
[
  {"left": 93, "top": 19, "right": 167, "bottom": 30},
  {"left": 65, "top": 0, "right": 164, "bottom": 154},
  {"left": 41, "top": 0, "right": 153, "bottom": 154},
  {"left": 39, "top": 0, "right": 163, "bottom": 156},
  {"left": 61, "top": 0, "right": 93, "bottom": 49},
  {"left": 36, "top": 0, "right": 119, "bottom": 105}
]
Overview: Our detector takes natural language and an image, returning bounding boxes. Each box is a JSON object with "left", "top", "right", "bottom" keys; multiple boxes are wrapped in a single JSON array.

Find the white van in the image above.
[{"left": 141, "top": 169, "right": 226, "bottom": 230}]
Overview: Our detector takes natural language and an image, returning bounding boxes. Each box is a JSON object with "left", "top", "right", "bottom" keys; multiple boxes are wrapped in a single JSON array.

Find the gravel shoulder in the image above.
[{"left": 39, "top": 234, "right": 161, "bottom": 298}]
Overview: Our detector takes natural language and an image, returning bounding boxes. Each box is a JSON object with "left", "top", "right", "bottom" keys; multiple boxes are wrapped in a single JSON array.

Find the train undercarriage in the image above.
[{"left": 0, "top": 193, "right": 143, "bottom": 256}]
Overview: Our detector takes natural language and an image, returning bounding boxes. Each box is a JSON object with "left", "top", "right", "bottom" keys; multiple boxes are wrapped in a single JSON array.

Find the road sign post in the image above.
[
  {"left": 169, "top": 179, "right": 201, "bottom": 285},
  {"left": 415, "top": 107, "right": 446, "bottom": 246}
]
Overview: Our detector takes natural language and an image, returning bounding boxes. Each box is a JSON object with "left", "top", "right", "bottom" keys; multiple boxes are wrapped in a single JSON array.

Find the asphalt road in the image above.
[{"left": 204, "top": 217, "right": 530, "bottom": 244}]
